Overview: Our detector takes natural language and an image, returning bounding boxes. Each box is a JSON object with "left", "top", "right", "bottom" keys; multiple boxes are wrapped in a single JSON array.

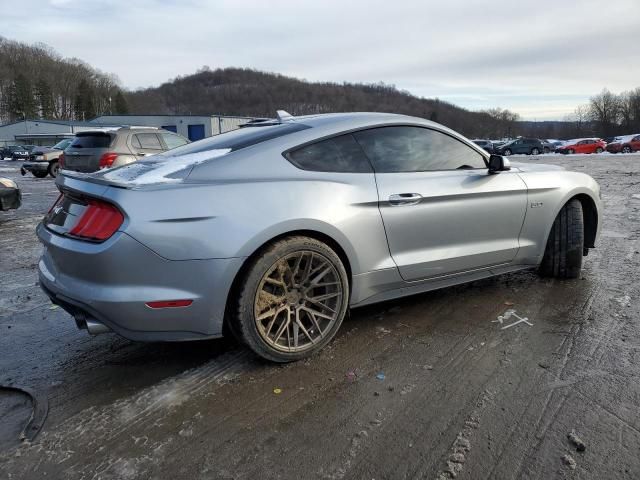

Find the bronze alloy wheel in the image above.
[{"left": 253, "top": 251, "right": 344, "bottom": 353}]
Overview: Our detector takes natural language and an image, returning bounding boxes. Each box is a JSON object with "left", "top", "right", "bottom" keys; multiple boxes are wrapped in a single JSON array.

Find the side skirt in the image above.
[{"left": 351, "top": 263, "right": 535, "bottom": 308}]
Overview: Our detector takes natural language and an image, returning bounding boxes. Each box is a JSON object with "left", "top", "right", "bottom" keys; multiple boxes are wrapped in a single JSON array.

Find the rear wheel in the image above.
[
  {"left": 48, "top": 161, "right": 59, "bottom": 178},
  {"left": 233, "top": 236, "right": 349, "bottom": 362},
  {"left": 32, "top": 170, "right": 48, "bottom": 178},
  {"left": 539, "top": 199, "right": 584, "bottom": 279},
  {"left": 503, "top": 148, "right": 512, "bottom": 156},
  {"left": 622, "top": 146, "right": 632, "bottom": 154},
  {"left": 543, "top": 147, "right": 550, "bottom": 154},
  {"left": 595, "top": 147, "right": 603, "bottom": 153},
  {"left": 531, "top": 148, "right": 540, "bottom": 155},
  {"left": 568, "top": 149, "right": 575, "bottom": 154}
]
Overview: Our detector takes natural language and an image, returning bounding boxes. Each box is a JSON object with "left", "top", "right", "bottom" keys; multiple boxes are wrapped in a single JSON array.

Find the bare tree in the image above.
[{"left": 589, "top": 89, "right": 621, "bottom": 137}]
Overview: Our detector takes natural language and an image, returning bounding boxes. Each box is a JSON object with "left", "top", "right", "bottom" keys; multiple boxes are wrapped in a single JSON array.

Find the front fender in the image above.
[{"left": 515, "top": 171, "right": 602, "bottom": 264}]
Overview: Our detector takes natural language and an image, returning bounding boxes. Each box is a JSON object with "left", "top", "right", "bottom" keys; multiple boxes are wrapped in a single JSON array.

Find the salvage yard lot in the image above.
[{"left": 1, "top": 154, "right": 639, "bottom": 479}]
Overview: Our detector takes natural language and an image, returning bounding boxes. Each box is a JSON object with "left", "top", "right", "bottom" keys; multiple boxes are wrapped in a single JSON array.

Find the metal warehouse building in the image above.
[
  {"left": 90, "top": 115, "right": 254, "bottom": 141},
  {"left": 0, "top": 114, "right": 254, "bottom": 146},
  {"left": 0, "top": 119, "right": 121, "bottom": 147}
]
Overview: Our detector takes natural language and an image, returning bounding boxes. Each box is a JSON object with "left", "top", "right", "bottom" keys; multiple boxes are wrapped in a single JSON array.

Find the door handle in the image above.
[{"left": 389, "top": 193, "right": 422, "bottom": 206}]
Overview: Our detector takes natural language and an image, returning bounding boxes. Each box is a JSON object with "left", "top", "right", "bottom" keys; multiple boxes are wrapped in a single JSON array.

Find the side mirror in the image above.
[{"left": 488, "top": 155, "right": 511, "bottom": 174}]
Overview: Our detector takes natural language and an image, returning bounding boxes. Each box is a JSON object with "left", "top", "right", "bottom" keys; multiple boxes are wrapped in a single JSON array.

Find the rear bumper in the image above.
[{"left": 37, "top": 223, "right": 245, "bottom": 341}]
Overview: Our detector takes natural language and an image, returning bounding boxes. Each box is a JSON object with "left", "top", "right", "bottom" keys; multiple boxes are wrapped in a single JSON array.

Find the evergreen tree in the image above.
[
  {"left": 35, "top": 79, "right": 55, "bottom": 118},
  {"left": 74, "top": 79, "right": 96, "bottom": 120},
  {"left": 7, "top": 74, "right": 36, "bottom": 120},
  {"left": 114, "top": 90, "right": 129, "bottom": 114}
]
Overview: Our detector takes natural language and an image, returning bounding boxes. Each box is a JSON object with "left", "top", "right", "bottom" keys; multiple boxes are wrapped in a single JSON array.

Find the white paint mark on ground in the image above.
[{"left": 493, "top": 309, "right": 533, "bottom": 330}]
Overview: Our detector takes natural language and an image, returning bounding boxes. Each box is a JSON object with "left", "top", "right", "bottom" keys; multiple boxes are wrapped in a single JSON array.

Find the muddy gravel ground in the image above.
[{"left": 1, "top": 154, "right": 639, "bottom": 479}]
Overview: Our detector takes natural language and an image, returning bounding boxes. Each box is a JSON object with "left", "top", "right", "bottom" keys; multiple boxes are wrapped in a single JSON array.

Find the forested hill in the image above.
[
  {"left": 0, "top": 34, "right": 587, "bottom": 139},
  {"left": 126, "top": 67, "right": 522, "bottom": 139}
]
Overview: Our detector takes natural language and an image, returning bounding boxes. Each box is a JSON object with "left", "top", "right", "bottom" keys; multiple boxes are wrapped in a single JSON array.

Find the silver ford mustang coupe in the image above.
[{"left": 37, "top": 111, "right": 602, "bottom": 362}]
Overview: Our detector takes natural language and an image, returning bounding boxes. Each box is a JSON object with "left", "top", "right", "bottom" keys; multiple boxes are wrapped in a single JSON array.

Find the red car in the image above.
[
  {"left": 557, "top": 138, "right": 606, "bottom": 155},
  {"left": 606, "top": 134, "right": 640, "bottom": 154}
]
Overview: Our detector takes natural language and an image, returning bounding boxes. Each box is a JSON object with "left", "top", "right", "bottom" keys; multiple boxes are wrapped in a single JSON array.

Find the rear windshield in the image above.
[
  {"left": 70, "top": 133, "right": 112, "bottom": 149},
  {"left": 158, "top": 122, "right": 310, "bottom": 158}
]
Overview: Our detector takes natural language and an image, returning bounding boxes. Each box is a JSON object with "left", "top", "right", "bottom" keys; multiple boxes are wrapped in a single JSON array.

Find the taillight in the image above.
[
  {"left": 98, "top": 152, "right": 118, "bottom": 169},
  {"left": 58, "top": 153, "right": 65, "bottom": 168},
  {"left": 69, "top": 200, "right": 123, "bottom": 241}
]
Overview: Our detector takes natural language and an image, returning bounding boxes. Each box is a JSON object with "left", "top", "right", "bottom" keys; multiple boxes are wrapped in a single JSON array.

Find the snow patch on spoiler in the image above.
[{"left": 94, "top": 149, "right": 231, "bottom": 186}]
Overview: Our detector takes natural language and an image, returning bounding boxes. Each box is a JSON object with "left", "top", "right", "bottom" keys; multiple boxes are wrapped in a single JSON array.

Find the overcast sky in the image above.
[{"left": 3, "top": 0, "right": 639, "bottom": 120}]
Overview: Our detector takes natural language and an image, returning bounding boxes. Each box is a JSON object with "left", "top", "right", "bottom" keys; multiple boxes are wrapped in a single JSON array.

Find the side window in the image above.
[
  {"left": 633, "top": 136, "right": 640, "bottom": 142},
  {"left": 353, "top": 126, "right": 486, "bottom": 173},
  {"left": 133, "top": 133, "right": 163, "bottom": 150},
  {"left": 161, "top": 133, "right": 189, "bottom": 150},
  {"left": 286, "top": 134, "right": 372, "bottom": 173}
]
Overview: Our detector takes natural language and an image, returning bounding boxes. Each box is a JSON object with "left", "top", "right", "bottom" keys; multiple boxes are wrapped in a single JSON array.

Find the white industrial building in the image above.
[
  {"left": 90, "top": 115, "right": 254, "bottom": 141},
  {"left": 0, "top": 114, "right": 254, "bottom": 146},
  {"left": 0, "top": 119, "right": 121, "bottom": 147}
]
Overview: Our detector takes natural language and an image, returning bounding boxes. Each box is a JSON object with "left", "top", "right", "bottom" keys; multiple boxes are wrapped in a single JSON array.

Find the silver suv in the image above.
[{"left": 62, "top": 127, "right": 189, "bottom": 173}]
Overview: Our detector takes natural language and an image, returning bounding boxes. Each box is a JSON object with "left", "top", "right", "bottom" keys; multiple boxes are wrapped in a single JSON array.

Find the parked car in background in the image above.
[
  {"left": 493, "top": 138, "right": 544, "bottom": 156},
  {"left": 540, "top": 140, "right": 556, "bottom": 154},
  {"left": 21, "top": 138, "right": 74, "bottom": 178},
  {"left": 0, "top": 177, "right": 21, "bottom": 211},
  {"left": 61, "top": 127, "right": 190, "bottom": 173},
  {"left": 37, "top": 111, "right": 601, "bottom": 362},
  {"left": 606, "top": 134, "right": 640, "bottom": 154},
  {"left": 472, "top": 139, "right": 494, "bottom": 153},
  {"left": 1, "top": 145, "right": 30, "bottom": 160},
  {"left": 556, "top": 138, "right": 606, "bottom": 155}
]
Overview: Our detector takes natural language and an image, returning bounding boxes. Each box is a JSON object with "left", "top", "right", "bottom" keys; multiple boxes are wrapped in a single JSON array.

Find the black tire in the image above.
[
  {"left": 32, "top": 170, "right": 48, "bottom": 178},
  {"left": 233, "top": 236, "right": 350, "bottom": 362},
  {"left": 539, "top": 199, "right": 584, "bottom": 278},
  {"left": 503, "top": 148, "right": 512, "bottom": 156},
  {"left": 48, "top": 161, "right": 59, "bottom": 178},
  {"left": 531, "top": 148, "right": 540, "bottom": 155},
  {"left": 543, "top": 147, "right": 550, "bottom": 154}
]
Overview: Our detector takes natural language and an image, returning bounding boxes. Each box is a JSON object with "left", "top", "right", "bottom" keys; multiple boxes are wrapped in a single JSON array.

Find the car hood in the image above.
[
  {"left": 32, "top": 147, "right": 57, "bottom": 155},
  {"left": 510, "top": 162, "right": 565, "bottom": 172}
]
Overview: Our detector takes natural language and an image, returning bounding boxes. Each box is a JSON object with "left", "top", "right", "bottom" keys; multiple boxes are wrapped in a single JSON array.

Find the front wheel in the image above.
[
  {"left": 48, "top": 161, "right": 59, "bottom": 178},
  {"left": 568, "top": 149, "right": 575, "bottom": 154},
  {"left": 503, "top": 148, "right": 512, "bottom": 156},
  {"left": 543, "top": 147, "right": 550, "bottom": 154},
  {"left": 531, "top": 148, "right": 540, "bottom": 155},
  {"left": 232, "top": 236, "right": 349, "bottom": 362},
  {"left": 595, "top": 147, "right": 603, "bottom": 154},
  {"left": 539, "top": 199, "right": 584, "bottom": 279},
  {"left": 622, "top": 146, "right": 632, "bottom": 154}
]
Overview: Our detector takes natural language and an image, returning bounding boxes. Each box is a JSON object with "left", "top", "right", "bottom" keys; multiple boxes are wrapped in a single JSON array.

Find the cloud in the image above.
[{"left": 3, "top": 0, "right": 639, "bottom": 120}]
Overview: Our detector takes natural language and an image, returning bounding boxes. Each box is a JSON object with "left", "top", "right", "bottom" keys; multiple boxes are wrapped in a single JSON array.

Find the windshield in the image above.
[{"left": 53, "top": 139, "right": 73, "bottom": 150}]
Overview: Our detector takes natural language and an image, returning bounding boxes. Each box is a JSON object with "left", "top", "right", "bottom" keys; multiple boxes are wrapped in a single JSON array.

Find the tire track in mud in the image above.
[
  {"left": 335, "top": 288, "right": 519, "bottom": 480},
  {"left": 0, "top": 349, "right": 253, "bottom": 477},
  {"left": 481, "top": 282, "right": 599, "bottom": 480}
]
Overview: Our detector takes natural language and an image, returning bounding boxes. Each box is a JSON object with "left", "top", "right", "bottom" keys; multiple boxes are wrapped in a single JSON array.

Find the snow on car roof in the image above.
[
  {"left": 613, "top": 134, "right": 640, "bottom": 143},
  {"left": 97, "top": 149, "right": 231, "bottom": 186}
]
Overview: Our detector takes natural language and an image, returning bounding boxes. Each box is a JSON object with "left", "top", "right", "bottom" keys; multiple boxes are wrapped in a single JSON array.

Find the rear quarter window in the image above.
[
  {"left": 286, "top": 134, "right": 373, "bottom": 173},
  {"left": 132, "top": 133, "right": 163, "bottom": 150}
]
